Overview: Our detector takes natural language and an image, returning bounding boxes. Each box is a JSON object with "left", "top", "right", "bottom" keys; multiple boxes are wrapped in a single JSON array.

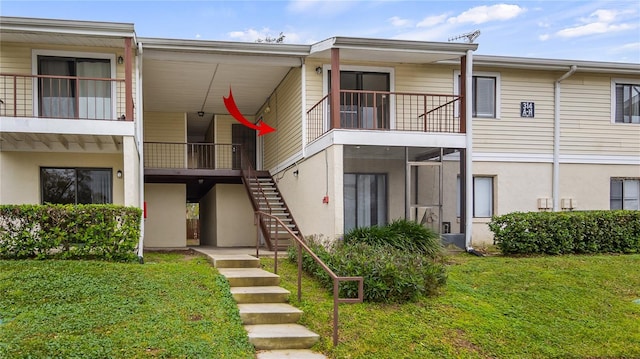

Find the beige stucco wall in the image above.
[
  {"left": 276, "top": 145, "right": 343, "bottom": 239},
  {"left": 144, "top": 183, "right": 186, "bottom": 248},
  {"left": 0, "top": 151, "right": 125, "bottom": 204},
  {"left": 199, "top": 184, "right": 256, "bottom": 247}
]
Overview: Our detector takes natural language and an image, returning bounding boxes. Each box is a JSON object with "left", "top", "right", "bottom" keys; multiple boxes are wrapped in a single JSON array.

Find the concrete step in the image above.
[
  {"left": 245, "top": 324, "right": 320, "bottom": 350},
  {"left": 256, "top": 349, "right": 328, "bottom": 359},
  {"left": 230, "top": 286, "right": 290, "bottom": 303},
  {"left": 210, "top": 254, "right": 260, "bottom": 269},
  {"left": 218, "top": 268, "right": 280, "bottom": 287},
  {"left": 238, "top": 303, "right": 303, "bottom": 324}
]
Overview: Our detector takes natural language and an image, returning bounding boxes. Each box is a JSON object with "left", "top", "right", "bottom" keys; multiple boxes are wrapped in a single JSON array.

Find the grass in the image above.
[
  {"left": 0, "top": 251, "right": 254, "bottom": 359},
  {"left": 263, "top": 254, "right": 640, "bottom": 359}
]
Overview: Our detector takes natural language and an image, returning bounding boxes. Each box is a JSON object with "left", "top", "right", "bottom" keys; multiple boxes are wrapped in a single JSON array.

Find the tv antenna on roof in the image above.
[{"left": 448, "top": 30, "right": 481, "bottom": 43}]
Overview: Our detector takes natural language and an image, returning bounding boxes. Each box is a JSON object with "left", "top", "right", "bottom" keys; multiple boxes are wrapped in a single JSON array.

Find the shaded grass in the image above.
[
  {"left": 0, "top": 252, "right": 254, "bottom": 359},
  {"left": 263, "top": 254, "right": 640, "bottom": 359}
]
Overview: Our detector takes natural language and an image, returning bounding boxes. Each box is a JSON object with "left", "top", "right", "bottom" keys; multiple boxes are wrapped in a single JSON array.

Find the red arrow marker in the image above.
[{"left": 223, "top": 88, "right": 276, "bottom": 136}]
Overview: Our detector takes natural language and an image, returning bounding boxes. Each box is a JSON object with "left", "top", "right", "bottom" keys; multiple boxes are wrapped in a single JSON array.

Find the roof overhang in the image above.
[
  {"left": 309, "top": 36, "right": 478, "bottom": 64},
  {"left": 452, "top": 55, "right": 640, "bottom": 75}
]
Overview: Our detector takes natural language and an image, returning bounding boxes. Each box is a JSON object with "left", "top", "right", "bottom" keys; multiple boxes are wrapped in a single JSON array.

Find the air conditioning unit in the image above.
[
  {"left": 561, "top": 198, "right": 576, "bottom": 211},
  {"left": 537, "top": 197, "right": 552, "bottom": 211}
]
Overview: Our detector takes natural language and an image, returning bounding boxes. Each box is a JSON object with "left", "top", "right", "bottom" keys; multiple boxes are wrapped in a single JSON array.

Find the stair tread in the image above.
[
  {"left": 238, "top": 303, "right": 302, "bottom": 314},
  {"left": 230, "top": 286, "right": 290, "bottom": 295},
  {"left": 256, "top": 350, "right": 327, "bottom": 359},
  {"left": 218, "top": 268, "right": 280, "bottom": 279},
  {"left": 245, "top": 324, "right": 319, "bottom": 339}
]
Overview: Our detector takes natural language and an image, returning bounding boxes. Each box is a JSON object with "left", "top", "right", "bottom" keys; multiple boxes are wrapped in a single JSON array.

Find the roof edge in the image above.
[
  {"left": 138, "top": 37, "right": 310, "bottom": 57},
  {"left": 451, "top": 54, "right": 640, "bottom": 73},
  {"left": 0, "top": 16, "right": 135, "bottom": 38}
]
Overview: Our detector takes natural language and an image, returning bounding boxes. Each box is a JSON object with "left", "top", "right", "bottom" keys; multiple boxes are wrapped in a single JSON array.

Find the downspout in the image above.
[
  {"left": 553, "top": 65, "right": 577, "bottom": 212},
  {"left": 464, "top": 49, "right": 474, "bottom": 251},
  {"left": 136, "top": 42, "right": 145, "bottom": 262}
]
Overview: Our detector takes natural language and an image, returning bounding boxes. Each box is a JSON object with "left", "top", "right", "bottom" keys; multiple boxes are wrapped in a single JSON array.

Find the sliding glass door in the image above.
[{"left": 344, "top": 173, "right": 387, "bottom": 233}]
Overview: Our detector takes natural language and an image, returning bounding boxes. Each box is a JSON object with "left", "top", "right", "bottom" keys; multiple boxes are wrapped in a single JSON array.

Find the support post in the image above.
[
  {"left": 330, "top": 48, "right": 340, "bottom": 130},
  {"left": 124, "top": 37, "right": 134, "bottom": 121},
  {"left": 459, "top": 55, "right": 467, "bottom": 134}
]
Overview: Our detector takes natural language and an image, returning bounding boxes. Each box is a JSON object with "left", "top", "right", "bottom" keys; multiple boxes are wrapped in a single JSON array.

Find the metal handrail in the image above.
[{"left": 255, "top": 211, "right": 364, "bottom": 347}]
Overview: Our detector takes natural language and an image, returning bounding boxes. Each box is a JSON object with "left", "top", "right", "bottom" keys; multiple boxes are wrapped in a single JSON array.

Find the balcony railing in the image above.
[
  {"left": 306, "top": 90, "right": 462, "bottom": 143},
  {"left": 0, "top": 73, "right": 132, "bottom": 121},
  {"left": 144, "top": 142, "right": 241, "bottom": 170}
]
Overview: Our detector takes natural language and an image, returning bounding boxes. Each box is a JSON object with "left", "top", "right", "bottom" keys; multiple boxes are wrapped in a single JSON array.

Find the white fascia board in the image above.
[
  {"left": 332, "top": 37, "right": 478, "bottom": 53},
  {"left": 442, "top": 55, "right": 640, "bottom": 74},
  {"left": 0, "top": 16, "right": 135, "bottom": 38},
  {"left": 1, "top": 117, "right": 135, "bottom": 137},
  {"left": 472, "top": 152, "right": 640, "bottom": 165},
  {"left": 560, "top": 154, "right": 640, "bottom": 165},
  {"left": 305, "top": 130, "right": 466, "bottom": 158},
  {"left": 138, "top": 37, "right": 310, "bottom": 57}
]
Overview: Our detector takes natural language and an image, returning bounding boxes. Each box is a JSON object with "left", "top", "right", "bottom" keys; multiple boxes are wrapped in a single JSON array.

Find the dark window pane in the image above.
[
  {"left": 42, "top": 168, "right": 76, "bottom": 204},
  {"left": 76, "top": 169, "right": 112, "bottom": 204}
]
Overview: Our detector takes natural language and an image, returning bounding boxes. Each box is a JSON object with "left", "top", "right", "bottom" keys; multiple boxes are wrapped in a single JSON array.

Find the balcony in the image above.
[
  {"left": 144, "top": 142, "right": 242, "bottom": 170},
  {"left": 306, "top": 90, "right": 463, "bottom": 143},
  {"left": 0, "top": 73, "right": 132, "bottom": 121}
]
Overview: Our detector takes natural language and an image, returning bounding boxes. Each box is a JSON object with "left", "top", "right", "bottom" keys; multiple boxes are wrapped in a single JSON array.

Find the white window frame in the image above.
[
  {"left": 611, "top": 78, "right": 640, "bottom": 124},
  {"left": 456, "top": 175, "right": 496, "bottom": 218},
  {"left": 322, "top": 64, "right": 396, "bottom": 131},
  {"left": 453, "top": 70, "right": 501, "bottom": 120},
  {"left": 32, "top": 49, "right": 117, "bottom": 119}
]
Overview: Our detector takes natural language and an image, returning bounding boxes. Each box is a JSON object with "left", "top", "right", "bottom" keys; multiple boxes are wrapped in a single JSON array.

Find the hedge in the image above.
[
  {"left": 0, "top": 204, "right": 142, "bottom": 261},
  {"left": 489, "top": 210, "right": 640, "bottom": 255},
  {"left": 289, "top": 220, "right": 447, "bottom": 303}
]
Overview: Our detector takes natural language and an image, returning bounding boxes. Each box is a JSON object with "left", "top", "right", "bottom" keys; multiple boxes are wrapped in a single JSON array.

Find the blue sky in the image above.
[{"left": 1, "top": 1, "right": 639, "bottom": 62}]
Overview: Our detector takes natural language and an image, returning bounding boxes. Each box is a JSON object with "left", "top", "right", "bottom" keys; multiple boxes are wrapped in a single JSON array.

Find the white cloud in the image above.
[
  {"left": 539, "top": 34, "right": 550, "bottom": 41},
  {"left": 388, "top": 16, "right": 411, "bottom": 27},
  {"left": 228, "top": 28, "right": 275, "bottom": 42},
  {"left": 447, "top": 4, "right": 526, "bottom": 25},
  {"left": 195, "top": 34, "right": 201, "bottom": 39},
  {"left": 417, "top": 14, "right": 448, "bottom": 28},
  {"left": 556, "top": 9, "right": 638, "bottom": 38}
]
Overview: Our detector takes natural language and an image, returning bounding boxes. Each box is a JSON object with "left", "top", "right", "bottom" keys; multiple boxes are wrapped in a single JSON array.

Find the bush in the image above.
[
  {"left": 489, "top": 210, "right": 640, "bottom": 255},
  {"left": 344, "top": 219, "right": 443, "bottom": 259},
  {"left": 0, "top": 204, "right": 141, "bottom": 261},
  {"left": 289, "top": 221, "right": 447, "bottom": 303}
]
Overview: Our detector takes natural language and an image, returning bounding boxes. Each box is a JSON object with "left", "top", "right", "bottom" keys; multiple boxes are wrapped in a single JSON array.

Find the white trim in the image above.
[
  {"left": 473, "top": 152, "right": 640, "bottom": 165},
  {"left": 304, "top": 129, "right": 466, "bottom": 159},
  {"left": 301, "top": 62, "right": 307, "bottom": 157},
  {"left": 32, "top": 49, "right": 117, "bottom": 119},
  {"left": 322, "top": 64, "right": 396, "bottom": 131},
  {"left": 611, "top": 77, "right": 640, "bottom": 124},
  {"left": 1, "top": 116, "right": 135, "bottom": 136},
  {"left": 453, "top": 70, "right": 501, "bottom": 120}
]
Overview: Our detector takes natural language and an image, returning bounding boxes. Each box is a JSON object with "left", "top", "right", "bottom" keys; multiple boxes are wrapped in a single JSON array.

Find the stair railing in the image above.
[
  {"left": 239, "top": 148, "right": 278, "bottom": 250},
  {"left": 255, "top": 211, "right": 364, "bottom": 347}
]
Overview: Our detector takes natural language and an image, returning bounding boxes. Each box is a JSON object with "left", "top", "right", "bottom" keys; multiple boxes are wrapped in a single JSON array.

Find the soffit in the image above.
[{"left": 0, "top": 132, "right": 122, "bottom": 153}]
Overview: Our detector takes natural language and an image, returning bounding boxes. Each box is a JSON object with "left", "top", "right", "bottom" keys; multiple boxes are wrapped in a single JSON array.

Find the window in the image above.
[
  {"left": 41, "top": 168, "right": 112, "bottom": 204},
  {"left": 36, "top": 53, "right": 113, "bottom": 120},
  {"left": 610, "top": 178, "right": 640, "bottom": 210},
  {"left": 454, "top": 72, "right": 500, "bottom": 119},
  {"left": 344, "top": 173, "right": 387, "bottom": 232},
  {"left": 614, "top": 82, "right": 640, "bottom": 124},
  {"left": 474, "top": 177, "right": 494, "bottom": 217},
  {"left": 456, "top": 176, "right": 495, "bottom": 218}
]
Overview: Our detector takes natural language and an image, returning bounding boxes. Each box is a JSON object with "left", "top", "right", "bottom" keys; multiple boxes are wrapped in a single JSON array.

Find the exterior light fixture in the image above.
[
  {"left": 293, "top": 169, "right": 299, "bottom": 177},
  {"left": 197, "top": 111, "right": 205, "bottom": 117},
  {"left": 116, "top": 170, "right": 123, "bottom": 178},
  {"left": 117, "top": 56, "right": 124, "bottom": 65},
  {"left": 315, "top": 66, "right": 322, "bottom": 74}
]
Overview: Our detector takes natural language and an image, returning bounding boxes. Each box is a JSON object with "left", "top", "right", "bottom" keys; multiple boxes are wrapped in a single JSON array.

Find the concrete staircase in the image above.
[{"left": 211, "top": 254, "right": 326, "bottom": 359}]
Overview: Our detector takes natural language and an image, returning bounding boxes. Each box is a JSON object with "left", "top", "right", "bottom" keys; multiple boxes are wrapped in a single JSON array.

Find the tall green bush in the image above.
[
  {"left": 289, "top": 220, "right": 446, "bottom": 303},
  {"left": 489, "top": 210, "right": 640, "bottom": 255},
  {"left": 0, "top": 204, "right": 141, "bottom": 261}
]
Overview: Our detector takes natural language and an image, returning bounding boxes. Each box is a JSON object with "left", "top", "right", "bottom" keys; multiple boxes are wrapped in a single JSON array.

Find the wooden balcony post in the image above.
[
  {"left": 330, "top": 48, "right": 340, "bottom": 129},
  {"left": 124, "top": 37, "right": 134, "bottom": 121},
  {"left": 460, "top": 55, "right": 467, "bottom": 134}
]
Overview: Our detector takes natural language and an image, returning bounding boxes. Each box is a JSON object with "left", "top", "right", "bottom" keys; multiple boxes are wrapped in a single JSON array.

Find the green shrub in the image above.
[
  {"left": 289, "top": 229, "right": 447, "bottom": 303},
  {"left": 344, "top": 219, "right": 443, "bottom": 259},
  {"left": 0, "top": 204, "right": 141, "bottom": 261},
  {"left": 489, "top": 210, "right": 640, "bottom": 255}
]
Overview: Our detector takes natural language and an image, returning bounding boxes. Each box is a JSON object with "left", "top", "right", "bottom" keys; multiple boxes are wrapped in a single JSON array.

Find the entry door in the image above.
[
  {"left": 407, "top": 162, "right": 442, "bottom": 234},
  {"left": 232, "top": 124, "right": 256, "bottom": 169},
  {"left": 329, "top": 71, "right": 390, "bottom": 129}
]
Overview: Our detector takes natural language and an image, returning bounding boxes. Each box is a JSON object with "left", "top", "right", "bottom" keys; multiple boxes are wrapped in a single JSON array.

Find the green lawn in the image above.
[
  {"left": 264, "top": 254, "right": 640, "bottom": 359},
  {"left": 0, "top": 252, "right": 254, "bottom": 359}
]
